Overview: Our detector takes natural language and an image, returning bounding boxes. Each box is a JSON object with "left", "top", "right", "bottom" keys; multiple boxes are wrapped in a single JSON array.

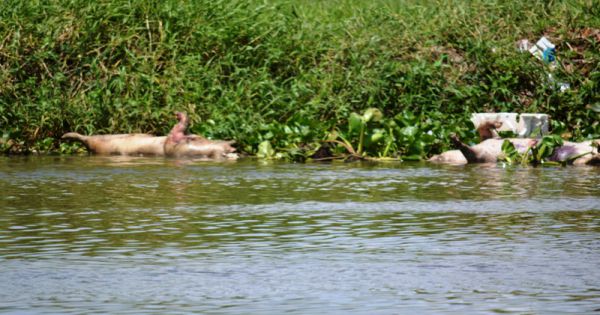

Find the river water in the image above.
[{"left": 1, "top": 156, "right": 599, "bottom": 314}]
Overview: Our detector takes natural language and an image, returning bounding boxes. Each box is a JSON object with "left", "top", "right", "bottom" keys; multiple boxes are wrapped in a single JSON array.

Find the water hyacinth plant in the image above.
[
  {"left": 500, "top": 134, "right": 565, "bottom": 166},
  {"left": 326, "top": 108, "right": 389, "bottom": 160},
  {"left": 317, "top": 108, "right": 471, "bottom": 161}
]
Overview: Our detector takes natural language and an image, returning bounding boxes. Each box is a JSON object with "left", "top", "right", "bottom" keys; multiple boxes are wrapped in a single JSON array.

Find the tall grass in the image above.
[{"left": 0, "top": 0, "right": 598, "bottom": 156}]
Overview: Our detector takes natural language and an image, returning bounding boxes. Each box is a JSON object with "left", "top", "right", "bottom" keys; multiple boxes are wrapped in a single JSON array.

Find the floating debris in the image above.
[{"left": 517, "top": 36, "right": 569, "bottom": 92}]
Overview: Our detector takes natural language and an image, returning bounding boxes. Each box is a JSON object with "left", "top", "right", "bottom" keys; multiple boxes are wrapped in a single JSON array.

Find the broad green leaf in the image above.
[
  {"left": 348, "top": 112, "right": 363, "bottom": 133},
  {"left": 362, "top": 108, "right": 383, "bottom": 122},
  {"left": 257, "top": 141, "right": 275, "bottom": 158},
  {"left": 401, "top": 126, "right": 417, "bottom": 137},
  {"left": 370, "top": 131, "right": 384, "bottom": 143},
  {"left": 327, "top": 130, "right": 340, "bottom": 141}
]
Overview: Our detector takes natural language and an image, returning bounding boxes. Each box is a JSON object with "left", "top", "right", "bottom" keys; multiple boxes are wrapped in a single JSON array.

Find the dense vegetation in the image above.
[{"left": 1, "top": 0, "right": 598, "bottom": 159}]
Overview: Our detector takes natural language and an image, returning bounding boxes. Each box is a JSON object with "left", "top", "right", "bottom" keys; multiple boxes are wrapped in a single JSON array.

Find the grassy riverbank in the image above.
[{"left": 1, "top": 0, "right": 598, "bottom": 158}]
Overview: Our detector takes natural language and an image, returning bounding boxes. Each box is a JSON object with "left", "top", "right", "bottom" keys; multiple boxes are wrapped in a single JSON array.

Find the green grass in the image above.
[{"left": 1, "top": 0, "right": 599, "bottom": 157}]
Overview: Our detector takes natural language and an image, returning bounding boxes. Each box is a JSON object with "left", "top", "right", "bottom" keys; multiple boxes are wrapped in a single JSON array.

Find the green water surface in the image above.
[{"left": 1, "top": 156, "right": 599, "bottom": 314}]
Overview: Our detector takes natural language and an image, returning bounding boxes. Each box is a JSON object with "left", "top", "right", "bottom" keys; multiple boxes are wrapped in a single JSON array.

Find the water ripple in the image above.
[{"left": 0, "top": 157, "right": 599, "bottom": 314}]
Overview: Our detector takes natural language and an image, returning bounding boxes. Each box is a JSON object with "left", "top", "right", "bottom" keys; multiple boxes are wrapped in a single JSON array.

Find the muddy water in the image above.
[{"left": 1, "top": 156, "right": 599, "bottom": 314}]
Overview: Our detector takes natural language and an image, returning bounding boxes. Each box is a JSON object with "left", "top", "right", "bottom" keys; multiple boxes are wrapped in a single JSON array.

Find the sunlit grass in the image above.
[{"left": 0, "top": 0, "right": 598, "bottom": 157}]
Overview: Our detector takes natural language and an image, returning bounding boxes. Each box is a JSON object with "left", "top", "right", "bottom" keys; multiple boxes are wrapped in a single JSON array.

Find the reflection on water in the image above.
[{"left": 1, "top": 156, "right": 599, "bottom": 314}]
